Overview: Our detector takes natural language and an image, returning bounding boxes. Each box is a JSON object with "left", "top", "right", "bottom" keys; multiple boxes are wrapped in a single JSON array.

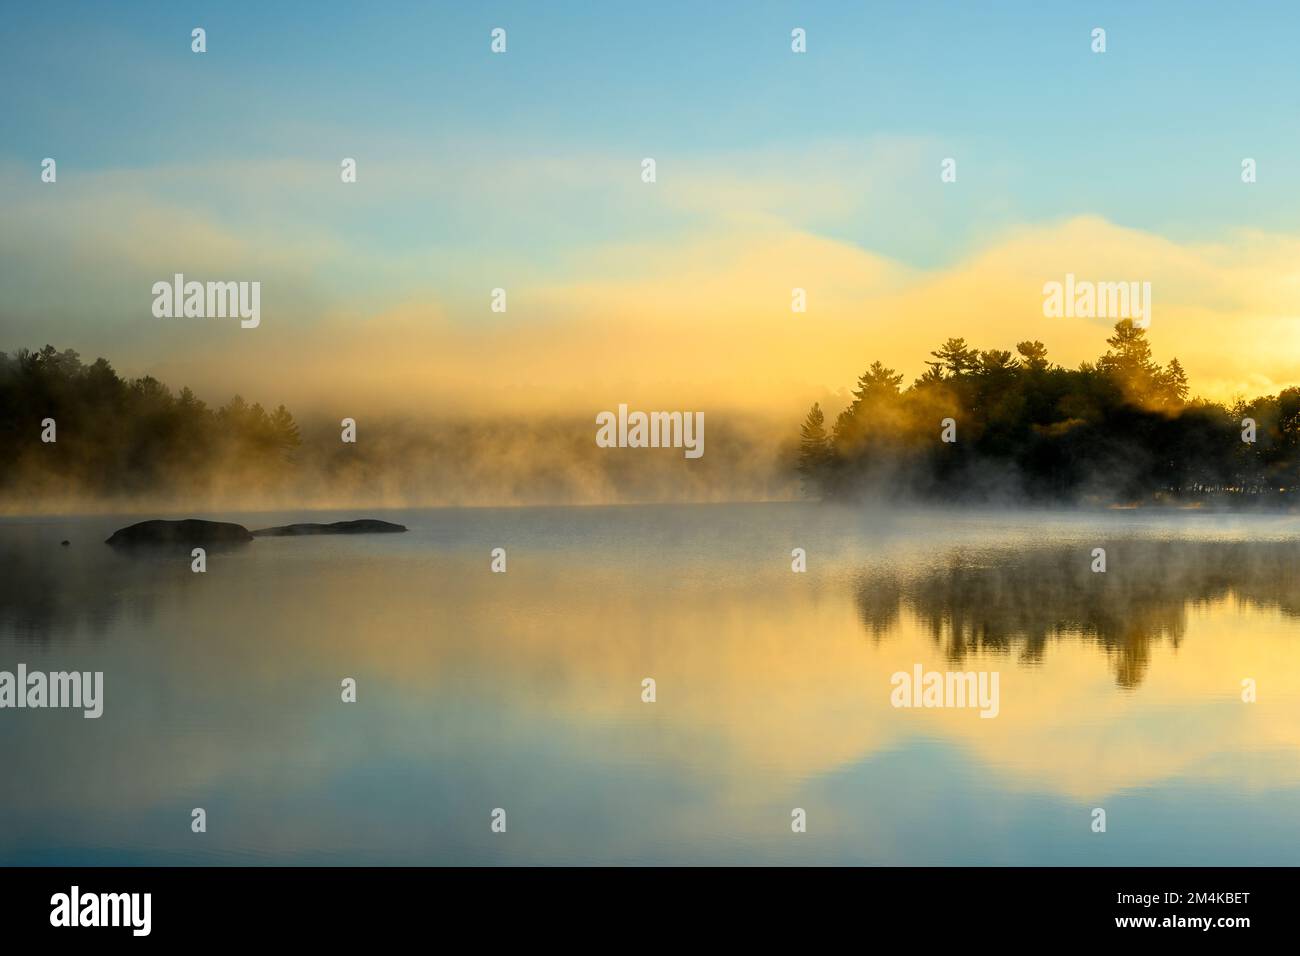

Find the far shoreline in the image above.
[{"left": 2, "top": 496, "right": 1299, "bottom": 522}]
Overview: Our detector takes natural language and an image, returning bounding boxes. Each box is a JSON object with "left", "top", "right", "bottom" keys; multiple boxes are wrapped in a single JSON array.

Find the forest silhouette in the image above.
[
  {"left": 798, "top": 320, "right": 1300, "bottom": 503},
  {"left": 0, "top": 345, "right": 792, "bottom": 509},
  {"left": 6, "top": 322, "right": 1300, "bottom": 509},
  {"left": 0, "top": 346, "right": 301, "bottom": 501}
]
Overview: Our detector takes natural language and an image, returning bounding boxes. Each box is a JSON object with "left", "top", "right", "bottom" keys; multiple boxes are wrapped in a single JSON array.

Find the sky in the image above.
[{"left": 2, "top": 0, "right": 1299, "bottom": 416}]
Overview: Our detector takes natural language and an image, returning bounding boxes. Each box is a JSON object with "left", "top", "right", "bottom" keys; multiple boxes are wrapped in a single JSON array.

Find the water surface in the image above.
[{"left": 2, "top": 503, "right": 1299, "bottom": 864}]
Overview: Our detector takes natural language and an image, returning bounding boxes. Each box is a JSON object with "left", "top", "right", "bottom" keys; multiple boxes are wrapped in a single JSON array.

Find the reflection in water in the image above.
[
  {"left": 855, "top": 540, "right": 1300, "bottom": 688},
  {"left": 1, "top": 504, "right": 1299, "bottom": 864},
  {"left": 0, "top": 530, "right": 245, "bottom": 644}
]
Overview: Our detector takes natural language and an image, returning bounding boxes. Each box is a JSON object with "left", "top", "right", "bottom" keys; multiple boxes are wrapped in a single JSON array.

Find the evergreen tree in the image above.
[
  {"left": 797, "top": 322, "right": 1299, "bottom": 505},
  {"left": 1015, "top": 340, "right": 1049, "bottom": 371},
  {"left": 797, "top": 403, "right": 833, "bottom": 497},
  {"left": 0, "top": 346, "right": 302, "bottom": 500},
  {"left": 926, "top": 338, "right": 979, "bottom": 378}
]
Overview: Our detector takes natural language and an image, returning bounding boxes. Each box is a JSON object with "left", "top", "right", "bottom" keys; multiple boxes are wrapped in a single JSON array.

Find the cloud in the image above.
[{"left": 2, "top": 147, "right": 1298, "bottom": 417}]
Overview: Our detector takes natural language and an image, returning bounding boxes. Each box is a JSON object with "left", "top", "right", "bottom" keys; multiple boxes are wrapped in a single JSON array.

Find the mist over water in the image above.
[
  {"left": 0, "top": 407, "right": 800, "bottom": 514},
  {"left": 2, "top": 502, "right": 1298, "bottom": 864}
]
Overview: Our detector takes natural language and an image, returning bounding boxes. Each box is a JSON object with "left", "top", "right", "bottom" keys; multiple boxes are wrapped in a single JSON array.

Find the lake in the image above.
[{"left": 2, "top": 502, "right": 1299, "bottom": 864}]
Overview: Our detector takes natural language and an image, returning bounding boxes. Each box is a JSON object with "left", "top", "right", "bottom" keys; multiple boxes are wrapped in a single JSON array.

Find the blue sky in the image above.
[
  {"left": 5, "top": 0, "right": 1298, "bottom": 258},
  {"left": 1, "top": 2, "right": 1298, "bottom": 410}
]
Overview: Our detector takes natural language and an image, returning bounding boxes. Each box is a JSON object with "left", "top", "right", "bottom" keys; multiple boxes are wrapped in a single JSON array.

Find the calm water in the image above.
[{"left": 2, "top": 502, "right": 1299, "bottom": 865}]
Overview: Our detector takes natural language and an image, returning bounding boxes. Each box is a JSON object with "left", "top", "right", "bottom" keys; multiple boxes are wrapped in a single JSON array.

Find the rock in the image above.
[
  {"left": 105, "top": 519, "right": 254, "bottom": 546},
  {"left": 251, "top": 519, "right": 407, "bottom": 537}
]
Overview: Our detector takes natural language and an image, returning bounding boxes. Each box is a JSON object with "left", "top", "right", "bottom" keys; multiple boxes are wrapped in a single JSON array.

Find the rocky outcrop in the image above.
[
  {"left": 251, "top": 519, "right": 407, "bottom": 536},
  {"left": 107, "top": 517, "right": 407, "bottom": 545},
  {"left": 105, "top": 519, "right": 255, "bottom": 546}
]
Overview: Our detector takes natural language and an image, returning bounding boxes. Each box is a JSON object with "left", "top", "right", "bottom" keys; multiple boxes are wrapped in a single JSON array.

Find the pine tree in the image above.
[
  {"left": 926, "top": 338, "right": 979, "bottom": 378},
  {"left": 270, "top": 404, "right": 301, "bottom": 459},
  {"left": 1100, "top": 320, "right": 1161, "bottom": 403},
  {"left": 797, "top": 402, "right": 833, "bottom": 497},
  {"left": 853, "top": 362, "right": 905, "bottom": 400},
  {"left": 1015, "top": 340, "right": 1049, "bottom": 371},
  {"left": 1161, "top": 358, "right": 1189, "bottom": 405}
]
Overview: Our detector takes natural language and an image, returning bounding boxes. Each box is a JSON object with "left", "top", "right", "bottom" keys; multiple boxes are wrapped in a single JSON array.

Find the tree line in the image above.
[
  {"left": 0, "top": 346, "right": 301, "bottom": 500},
  {"left": 798, "top": 321, "right": 1300, "bottom": 503}
]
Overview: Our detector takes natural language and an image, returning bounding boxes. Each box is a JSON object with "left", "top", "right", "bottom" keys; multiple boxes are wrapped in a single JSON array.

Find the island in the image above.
[{"left": 105, "top": 518, "right": 407, "bottom": 546}]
